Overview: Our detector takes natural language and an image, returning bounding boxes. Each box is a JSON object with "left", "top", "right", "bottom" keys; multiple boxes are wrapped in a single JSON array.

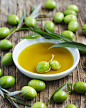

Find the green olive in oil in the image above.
[{"left": 18, "top": 42, "right": 74, "bottom": 75}]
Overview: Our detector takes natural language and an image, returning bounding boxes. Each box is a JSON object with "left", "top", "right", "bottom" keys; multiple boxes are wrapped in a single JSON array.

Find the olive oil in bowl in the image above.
[{"left": 18, "top": 42, "right": 74, "bottom": 75}]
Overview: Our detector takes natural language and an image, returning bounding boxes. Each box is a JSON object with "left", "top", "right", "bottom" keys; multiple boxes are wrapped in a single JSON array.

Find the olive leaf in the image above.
[
  {"left": 47, "top": 84, "right": 67, "bottom": 105},
  {"left": 35, "top": 26, "right": 42, "bottom": 31},
  {"left": 16, "top": 27, "right": 31, "bottom": 32},
  {"left": 5, "top": 94, "right": 13, "bottom": 104},
  {"left": 32, "top": 13, "right": 40, "bottom": 19},
  {"left": 1, "top": 86, "right": 31, "bottom": 107},
  {"left": 12, "top": 100, "right": 19, "bottom": 108},
  {"left": 0, "top": 89, "right": 4, "bottom": 98},
  {"left": 18, "top": 10, "right": 27, "bottom": 27},
  {"left": 5, "top": 94, "right": 19, "bottom": 108},
  {"left": 16, "top": 33, "right": 41, "bottom": 39},
  {"left": 44, "top": 26, "right": 53, "bottom": 33},
  {"left": 16, "top": 27, "right": 60, "bottom": 39},
  {"left": 12, "top": 95, "right": 23, "bottom": 100},
  {"left": 15, "top": 99, "right": 31, "bottom": 107},
  {"left": 7, "top": 91, "right": 21, "bottom": 96},
  {"left": 17, "top": 26, "right": 71, "bottom": 41},
  {"left": 15, "top": 24, "right": 86, "bottom": 51},
  {"left": 31, "top": 28, "right": 64, "bottom": 39},
  {"left": 24, "top": 27, "right": 86, "bottom": 51},
  {"left": 0, "top": 86, "right": 10, "bottom": 93},
  {"left": 10, "top": 26, "right": 17, "bottom": 33},
  {"left": 67, "top": 82, "right": 73, "bottom": 95},
  {"left": 15, "top": 27, "right": 25, "bottom": 32},
  {"left": 5, "top": 94, "right": 31, "bottom": 107},
  {"left": 44, "top": 26, "right": 73, "bottom": 42},
  {"left": 49, "top": 42, "right": 86, "bottom": 51},
  {"left": 30, "top": 3, "right": 42, "bottom": 18},
  {"left": 0, "top": 86, "right": 23, "bottom": 100},
  {"left": 30, "top": 4, "right": 48, "bottom": 19},
  {"left": 44, "top": 27, "right": 61, "bottom": 40},
  {"left": 31, "top": 5, "right": 34, "bottom": 13}
]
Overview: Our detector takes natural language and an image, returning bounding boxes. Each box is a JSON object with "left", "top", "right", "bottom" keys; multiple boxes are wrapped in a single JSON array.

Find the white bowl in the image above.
[{"left": 13, "top": 37, "right": 80, "bottom": 81}]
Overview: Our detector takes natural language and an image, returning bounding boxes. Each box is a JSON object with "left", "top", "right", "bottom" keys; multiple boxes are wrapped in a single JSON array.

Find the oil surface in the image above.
[{"left": 18, "top": 42, "right": 74, "bottom": 74}]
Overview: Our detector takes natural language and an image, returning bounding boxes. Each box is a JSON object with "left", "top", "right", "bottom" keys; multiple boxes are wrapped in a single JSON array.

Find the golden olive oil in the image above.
[{"left": 18, "top": 42, "right": 74, "bottom": 74}]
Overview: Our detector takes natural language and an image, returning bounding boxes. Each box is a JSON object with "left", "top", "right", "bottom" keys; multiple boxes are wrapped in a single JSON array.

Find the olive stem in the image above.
[
  {"left": 49, "top": 54, "right": 54, "bottom": 63},
  {"left": 45, "top": 66, "right": 51, "bottom": 73},
  {"left": 5, "top": 23, "right": 25, "bottom": 40},
  {"left": 3, "top": 92, "right": 15, "bottom": 100},
  {"left": 44, "top": 54, "right": 54, "bottom": 73}
]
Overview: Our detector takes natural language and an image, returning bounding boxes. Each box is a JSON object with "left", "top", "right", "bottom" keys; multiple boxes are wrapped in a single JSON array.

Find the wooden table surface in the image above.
[{"left": 0, "top": 0, "right": 86, "bottom": 108}]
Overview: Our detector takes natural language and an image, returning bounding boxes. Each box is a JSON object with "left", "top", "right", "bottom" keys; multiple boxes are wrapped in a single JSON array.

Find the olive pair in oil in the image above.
[{"left": 18, "top": 42, "right": 74, "bottom": 75}]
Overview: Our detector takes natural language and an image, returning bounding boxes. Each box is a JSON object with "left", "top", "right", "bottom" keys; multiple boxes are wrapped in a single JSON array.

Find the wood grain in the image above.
[{"left": 0, "top": 0, "right": 86, "bottom": 108}]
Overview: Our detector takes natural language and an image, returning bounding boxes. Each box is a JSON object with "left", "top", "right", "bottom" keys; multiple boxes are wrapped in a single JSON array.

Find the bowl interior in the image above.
[{"left": 13, "top": 37, "right": 80, "bottom": 79}]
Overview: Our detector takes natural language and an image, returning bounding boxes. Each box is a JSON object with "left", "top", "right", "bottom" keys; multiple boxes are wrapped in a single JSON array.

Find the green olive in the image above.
[
  {"left": 25, "top": 16, "right": 36, "bottom": 27},
  {"left": 7, "top": 14, "right": 20, "bottom": 25},
  {"left": 0, "top": 69, "right": 2, "bottom": 77},
  {"left": 21, "top": 86, "right": 37, "bottom": 99},
  {"left": 67, "top": 5, "right": 79, "bottom": 13},
  {"left": 61, "top": 30, "right": 75, "bottom": 40},
  {"left": 50, "top": 60, "right": 61, "bottom": 70},
  {"left": 54, "top": 12, "right": 64, "bottom": 23},
  {"left": 0, "top": 27, "right": 10, "bottom": 38},
  {"left": 66, "top": 104, "right": 77, "bottom": 108},
  {"left": 45, "top": 0, "right": 56, "bottom": 9},
  {"left": 64, "top": 14, "right": 77, "bottom": 24},
  {"left": 44, "top": 21, "right": 55, "bottom": 32},
  {"left": 0, "top": 76, "right": 15, "bottom": 88},
  {"left": 36, "top": 61, "right": 50, "bottom": 73},
  {"left": 68, "top": 21, "right": 79, "bottom": 32},
  {"left": 1, "top": 53, "right": 13, "bottom": 66},
  {"left": 82, "top": 24, "right": 86, "bottom": 35},
  {"left": 31, "top": 102, "right": 47, "bottom": 108},
  {"left": 0, "top": 40, "right": 13, "bottom": 50},
  {"left": 53, "top": 90, "right": 67, "bottom": 103},
  {"left": 28, "top": 79, "right": 46, "bottom": 91},
  {"left": 63, "top": 10, "right": 77, "bottom": 16},
  {"left": 73, "top": 81, "right": 86, "bottom": 93}
]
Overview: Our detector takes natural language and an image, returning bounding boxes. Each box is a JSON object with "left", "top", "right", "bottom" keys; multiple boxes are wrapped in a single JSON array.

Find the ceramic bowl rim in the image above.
[{"left": 13, "top": 38, "right": 80, "bottom": 78}]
